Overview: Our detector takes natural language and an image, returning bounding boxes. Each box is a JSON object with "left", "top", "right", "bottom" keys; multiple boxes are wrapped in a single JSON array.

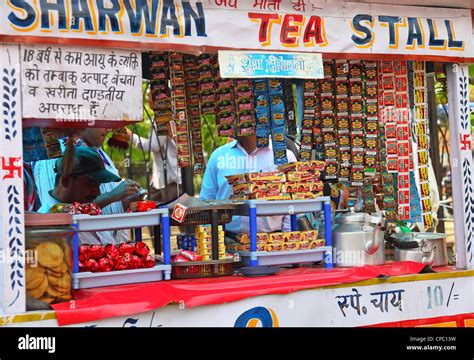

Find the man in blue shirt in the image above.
[
  {"left": 33, "top": 128, "right": 141, "bottom": 244},
  {"left": 38, "top": 146, "right": 124, "bottom": 245},
  {"left": 200, "top": 135, "right": 297, "bottom": 234}
]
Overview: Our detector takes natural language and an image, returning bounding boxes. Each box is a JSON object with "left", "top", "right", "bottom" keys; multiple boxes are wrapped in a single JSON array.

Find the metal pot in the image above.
[
  {"left": 390, "top": 233, "right": 448, "bottom": 267},
  {"left": 333, "top": 212, "right": 385, "bottom": 267}
]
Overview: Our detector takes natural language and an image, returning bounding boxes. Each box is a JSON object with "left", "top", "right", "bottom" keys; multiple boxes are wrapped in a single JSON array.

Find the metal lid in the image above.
[
  {"left": 26, "top": 226, "right": 76, "bottom": 239},
  {"left": 390, "top": 232, "right": 446, "bottom": 246},
  {"left": 336, "top": 212, "right": 367, "bottom": 224}
]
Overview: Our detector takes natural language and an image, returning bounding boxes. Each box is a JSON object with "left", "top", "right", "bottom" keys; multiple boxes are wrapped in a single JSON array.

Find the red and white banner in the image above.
[{"left": 1, "top": 1, "right": 472, "bottom": 61}]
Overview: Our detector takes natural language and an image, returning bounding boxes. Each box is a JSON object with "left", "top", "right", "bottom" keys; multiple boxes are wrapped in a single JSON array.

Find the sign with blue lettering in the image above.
[{"left": 218, "top": 51, "right": 323, "bottom": 79}]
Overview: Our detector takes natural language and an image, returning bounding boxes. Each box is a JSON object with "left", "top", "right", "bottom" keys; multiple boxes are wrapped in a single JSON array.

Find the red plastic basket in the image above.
[{"left": 171, "top": 259, "right": 235, "bottom": 279}]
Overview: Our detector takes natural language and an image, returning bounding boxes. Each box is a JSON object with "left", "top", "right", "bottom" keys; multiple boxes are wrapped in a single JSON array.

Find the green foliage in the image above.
[
  {"left": 103, "top": 81, "right": 227, "bottom": 194},
  {"left": 102, "top": 82, "right": 151, "bottom": 188},
  {"left": 194, "top": 114, "right": 227, "bottom": 193}
]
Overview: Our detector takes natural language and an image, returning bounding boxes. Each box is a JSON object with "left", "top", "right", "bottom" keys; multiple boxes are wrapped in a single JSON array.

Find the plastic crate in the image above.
[
  {"left": 171, "top": 259, "right": 235, "bottom": 279},
  {"left": 170, "top": 209, "right": 233, "bottom": 226}
]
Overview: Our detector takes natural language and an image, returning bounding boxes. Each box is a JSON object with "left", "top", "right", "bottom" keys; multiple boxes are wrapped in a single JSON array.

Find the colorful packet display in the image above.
[
  {"left": 150, "top": 52, "right": 172, "bottom": 135},
  {"left": 197, "top": 54, "right": 217, "bottom": 117},
  {"left": 269, "top": 79, "right": 287, "bottom": 164},
  {"left": 364, "top": 61, "right": 380, "bottom": 178},
  {"left": 320, "top": 60, "right": 339, "bottom": 180},
  {"left": 378, "top": 61, "right": 398, "bottom": 221},
  {"left": 254, "top": 79, "right": 270, "bottom": 147},
  {"left": 170, "top": 52, "right": 192, "bottom": 168},
  {"left": 392, "top": 60, "right": 411, "bottom": 221},
  {"left": 299, "top": 79, "right": 317, "bottom": 161},
  {"left": 362, "top": 181, "right": 376, "bottom": 213},
  {"left": 254, "top": 78, "right": 287, "bottom": 163},
  {"left": 382, "top": 171, "right": 397, "bottom": 220},
  {"left": 235, "top": 79, "right": 256, "bottom": 137},
  {"left": 411, "top": 60, "right": 433, "bottom": 229},
  {"left": 283, "top": 80, "right": 297, "bottom": 135},
  {"left": 183, "top": 55, "right": 205, "bottom": 174},
  {"left": 348, "top": 60, "right": 365, "bottom": 187}
]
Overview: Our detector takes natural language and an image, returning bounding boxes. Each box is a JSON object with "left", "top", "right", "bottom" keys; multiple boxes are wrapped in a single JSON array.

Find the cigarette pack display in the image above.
[
  {"left": 248, "top": 171, "right": 286, "bottom": 182},
  {"left": 283, "top": 232, "right": 302, "bottom": 243},
  {"left": 350, "top": 115, "right": 364, "bottom": 131},
  {"left": 268, "top": 79, "right": 283, "bottom": 95},
  {"left": 336, "top": 81, "right": 349, "bottom": 97},
  {"left": 232, "top": 182, "right": 267, "bottom": 195},
  {"left": 325, "top": 159, "right": 338, "bottom": 179},
  {"left": 320, "top": 79, "right": 333, "bottom": 95},
  {"left": 349, "top": 60, "right": 363, "bottom": 80},
  {"left": 283, "top": 80, "right": 297, "bottom": 135},
  {"left": 292, "top": 192, "right": 320, "bottom": 200},
  {"left": 335, "top": 60, "right": 349, "bottom": 79},
  {"left": 337, "top": 116, "right": 350, "bottom": 131}
]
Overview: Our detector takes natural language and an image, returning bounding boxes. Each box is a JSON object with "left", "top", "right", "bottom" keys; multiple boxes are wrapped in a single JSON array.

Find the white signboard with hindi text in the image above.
[{"left": 20, "top": 45, "right": 143, "bottom": 126}]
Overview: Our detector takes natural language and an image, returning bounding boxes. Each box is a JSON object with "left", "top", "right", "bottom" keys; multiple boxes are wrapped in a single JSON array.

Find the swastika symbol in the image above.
[
  {"left": 1, "top": 157, "right": 21, "bottom": 180},
  {"left": 460, "top": 134, "right": 471, "bottom": 151}
]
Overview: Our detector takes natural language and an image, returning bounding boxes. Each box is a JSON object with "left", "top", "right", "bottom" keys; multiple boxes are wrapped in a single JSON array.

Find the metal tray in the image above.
[
  {"left": 238, "top": 247, "right": 331, "bottom": 266},
  {"left": 73, "top": 264, "right": 172, "bottom": 289},
  {"left": 73, "top": 208, "right": 167, "bottom": 231},
  {"left": 234, "top": 197, "right": 330, "bottom": 216}
]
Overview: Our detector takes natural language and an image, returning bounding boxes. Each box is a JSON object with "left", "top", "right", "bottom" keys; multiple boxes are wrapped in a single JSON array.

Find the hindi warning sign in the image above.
[{"left": 21, "top": 45, "right": 143, "bottom": 125}]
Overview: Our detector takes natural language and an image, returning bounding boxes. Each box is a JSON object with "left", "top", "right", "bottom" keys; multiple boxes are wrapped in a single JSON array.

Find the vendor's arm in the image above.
[
  {"left": 93, "top": 179, "right": 140, "bottom": 209},
  {"left": 127, "top": 128, "right": 161, "bottom": 153},
  {"left": 199, "top": 151, "right": 219, "bottom": 200}
]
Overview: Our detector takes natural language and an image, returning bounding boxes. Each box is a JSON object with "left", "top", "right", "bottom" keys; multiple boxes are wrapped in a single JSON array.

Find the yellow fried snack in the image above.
[
  {"left": 63, "top": 244, "right": 73, "bottom": 268},
  {"left": 55, "top": 293, "right": 72, "bottom": 301},
  {"left": 46, "top": 285, "right": 68, "bottom": 298},
  {"left": 39, "top": 295, "right": 55, "bottom": 304},
  {"left": 36, "top": 242, "right": 64, "bottom": 268},
  {"left": 25, "top": 265, "right": 46, "bottom": 290},
  {"left": 27, "top": 276, "right": 48, "bottom": 299},
  {"left": 50, "top": 262, "right": 69, "bottom": 274},
  {"left": 53, "top": 284, "right": 71, "bottom": 294},
  {"left": 46, "top": 269, "right": 65, "bottom": 278},
  {"left": 47, "top": 272, "right": 71, "bottom": 289}
]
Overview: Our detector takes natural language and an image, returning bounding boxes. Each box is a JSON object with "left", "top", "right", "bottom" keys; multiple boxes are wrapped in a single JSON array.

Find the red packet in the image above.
[
  {"left": 397, "top": 142, "right": 410, "bottom": 157},
  {"left": 398, "top": 205, "right": 411, "bottom": 220},
  {"left": 398, "top": 189, "right": 410, "bottom": 205},
  {"left": 384, "top": 92, "right": 395, "bottom": 107},
  {"left": 397, "top": 125, "right": 409, "bottom": 141},
  {"left": 171, "top": 203, "right": 188, "bottom": 222},
  {"left": 394, "top": 61, "right": 407, "bottom": 76},
  {"left": 386, "top": 140, "right": 398, "bottom": 155},
  {"left": 395, "top": 77, "right": 408, "bottom": 92},
  {"left": 397, "top": 158, "right": 409, "bottom": 173},
  {"left": 382, "top": 75, "right": 394, "bottom": 91},
  {"left": 397, "top": 109, "right": 409, "bottom": 124},
  {"left": 386, "top": 124, "right": 397, "bottom": 139},
  {"left": 395, "top": 93, "right": 408, "bottom": 108},
  {"left": 382, "top": 61, "right": 394, "bottom": 74},
  {"left": 387, "top": 157, "right": 398, "bottom": 172},
  {"left": 397, "top": 173, "right": 409, "bottom": 189}
]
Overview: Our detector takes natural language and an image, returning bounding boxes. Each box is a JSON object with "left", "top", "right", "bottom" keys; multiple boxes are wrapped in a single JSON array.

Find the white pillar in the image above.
[
  {"left": 0, "top": 44, "right": 25, "bottom": 314},
  {"left": 446, "top": 63, "right": 474, "bottom": 270}
]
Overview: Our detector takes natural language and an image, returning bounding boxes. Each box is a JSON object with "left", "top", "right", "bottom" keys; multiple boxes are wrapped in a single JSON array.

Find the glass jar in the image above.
[{"left": 25, "top": 226, "right": 75, "bottom": 310}]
